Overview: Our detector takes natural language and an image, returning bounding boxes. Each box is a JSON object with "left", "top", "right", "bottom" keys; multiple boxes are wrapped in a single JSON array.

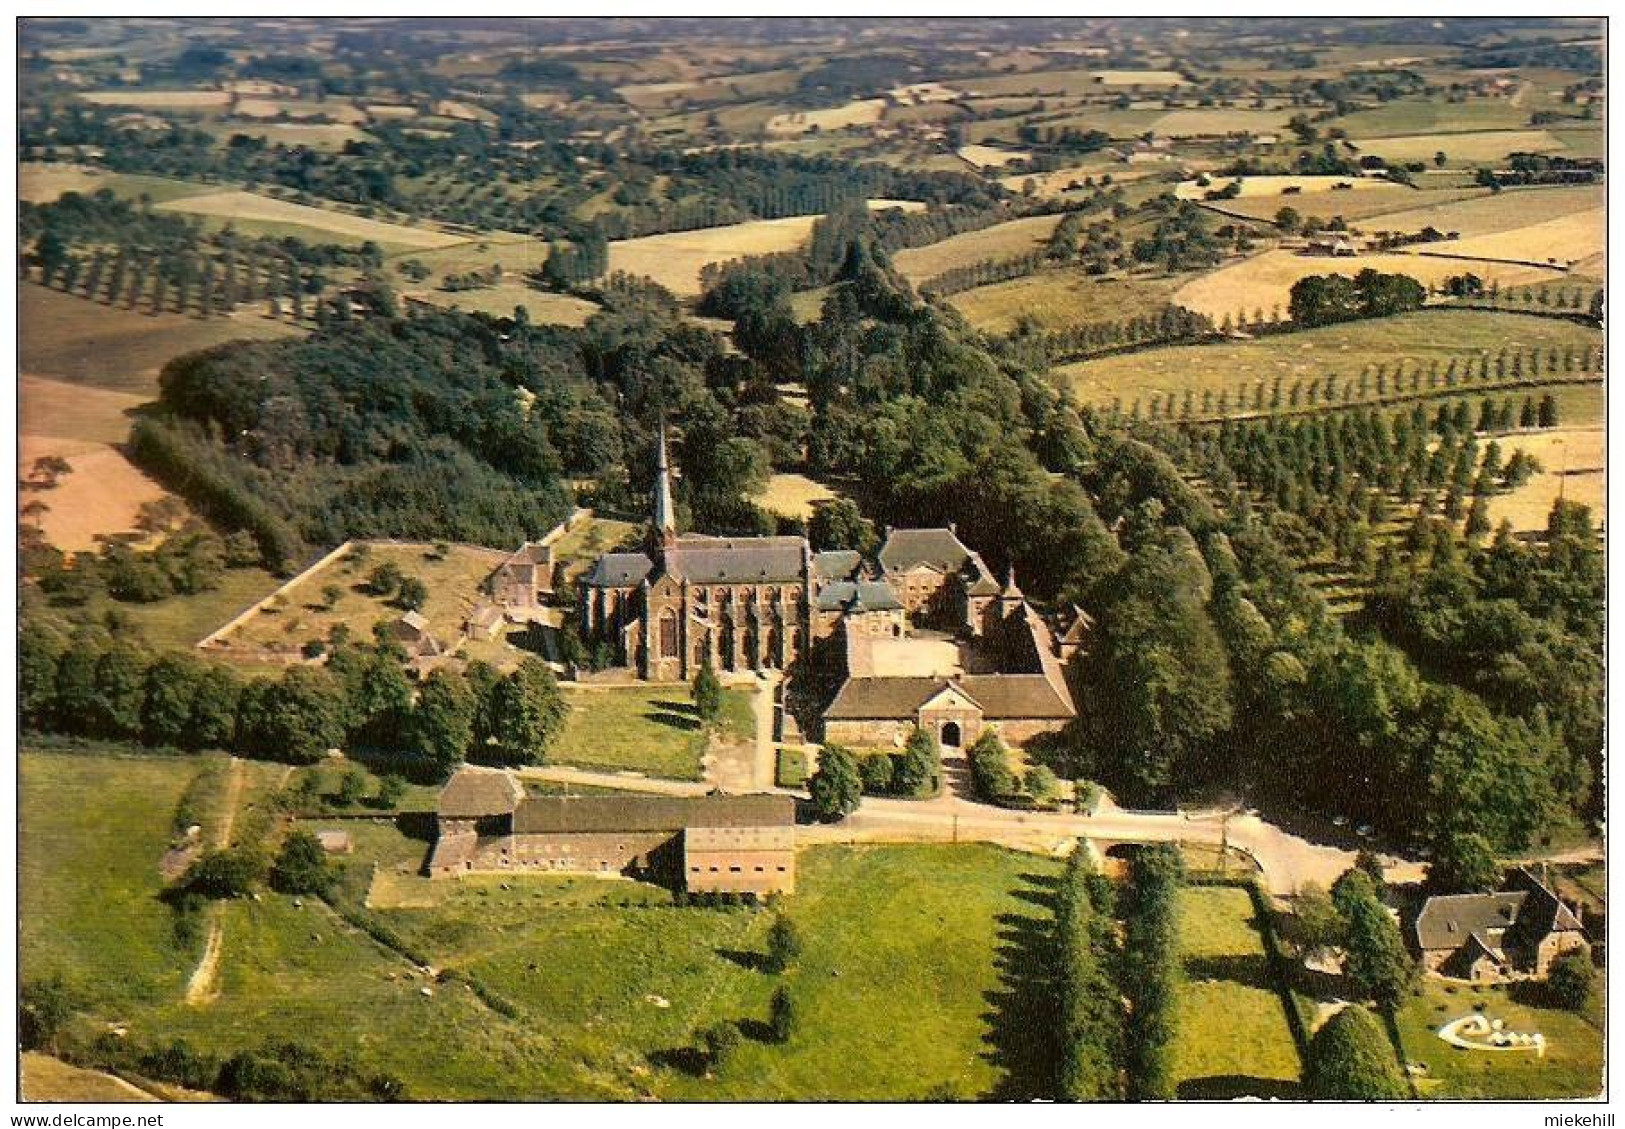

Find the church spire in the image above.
[{"left": 651, "top": 418, "right": 677, "bottom": 552}]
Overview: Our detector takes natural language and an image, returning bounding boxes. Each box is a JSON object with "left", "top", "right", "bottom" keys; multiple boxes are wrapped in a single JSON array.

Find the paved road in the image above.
[
  {"left": 516, "top": 765, "right": 712, "bottom": 796},
  {"left": 505, "top": 760, "right": 1422, "bottom": 896}
]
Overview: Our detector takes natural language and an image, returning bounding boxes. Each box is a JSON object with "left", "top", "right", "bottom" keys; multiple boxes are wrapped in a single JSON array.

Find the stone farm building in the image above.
[
  {"left": 1411, "top": 868, "right": 1590, "bottom": 982},
  {"left": 429, "top": 766, "right": 796, "bottom": 896},
  {"left": 565, "top": 423, "right": 1085, "bottom": 749}
]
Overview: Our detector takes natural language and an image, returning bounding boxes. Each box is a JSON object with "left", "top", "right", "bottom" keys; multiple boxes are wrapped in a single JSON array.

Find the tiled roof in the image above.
[
  {"left": 811, "top": 550, "right": 863, "bottom": 581},
  {"left": 1414, "top": 892, "right": 1526, "bottom": 951},
  {"left": 958, "top": 674, "right": 1076, "bottom": 719},
  {"left": 814, "top": 580, "right": 903, "bottom": 612},
  {"left": 878, "top": 528, "right": 973, "bottom": 573},
  {"left": 583, "top": 551, "right": 654, "bottom": 588},
  {"left": 823, "top": 677, "right": 948, "bottom": 719},
  {"left": 512, "top": 793, "right": 795, "bottom": 834},
  {"left": 666, "top": 536, "right": 806, "bottom": 584},
  {"left": 438, "top": 767, "right": 525, "bottom": 818}
]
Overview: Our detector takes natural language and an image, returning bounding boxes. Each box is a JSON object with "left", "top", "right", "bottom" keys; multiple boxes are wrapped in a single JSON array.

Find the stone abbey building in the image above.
[{"left": 573, "top": 425, "right": 1085, "bottom": 749}]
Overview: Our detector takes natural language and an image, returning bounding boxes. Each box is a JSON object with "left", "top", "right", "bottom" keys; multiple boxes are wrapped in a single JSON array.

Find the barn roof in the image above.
[
  {"left": 823, "top": 677, "right": 950, "bottom": 719},
  {"left": 438, "top": 766, "right": 525, "bottom": 818},
  {"left": 957, "top": 673, "right": 1076, "bottom": 719}
]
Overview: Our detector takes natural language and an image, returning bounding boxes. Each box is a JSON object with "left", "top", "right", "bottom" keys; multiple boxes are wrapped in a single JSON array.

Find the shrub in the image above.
[
  {"left": 766, "top": 915, "right": 803, "bottom": 973},
  {"left": 270, "top": 831, "right": 336, "bottom": 897},
  {"left": 700, "top": 1021, "right": 741, "bottom": 1073},
  {"left": 1547, "top": 949, "right": 1595, "bottom": 1011},
  {"left": 769, "top": 985, "right": 797, "bottom": 1043},
  {"left": 181, "top": 846, "right": 264, "bottom": 899},
  {"left": 1305, "top": 1004, "right": 1408, "bottom": 1099}
]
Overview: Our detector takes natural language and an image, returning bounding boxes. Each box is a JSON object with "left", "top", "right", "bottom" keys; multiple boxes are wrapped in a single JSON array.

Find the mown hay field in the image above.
[
  {"left": 947, "top": 269, "right": 1189, "bottom": 334},
  {"left": 1325, "top": 96, "right": 1534, "bottom": 138},
  {"left": 20, "top": 163, "right": 220, "bottom": 205},
  {"left": 1404, "top": 208, "right": 1604, "bottom": 269},
  {"left": 607, "top": 202, "right": 923, "bottom": 296},
  {"left": 408, "top": 284, "right": 602, "bottom": 327},
  {"left": 1359, "top": 184, "right": 1603, "bottom": 240},
  {"left": 1147, "top": 108, "right": 1296, "bottom": 136},
  {"left": 155, "top": 190, "right": 467, "bottom": 250},
  {"left": 765, "top": 98, "right": 886, "bottom": 134},
  {"left": 1175, "top": 174, "right": 1396, "bottom": 201},
  {"left": 1205, "top": 186, "right": 1486, "bottom": 226},
  {"left": 1485, "top": 425, "right": 1606, "bottom": 533},
  {"left": 1053, "top": 309, "right": 1601, "bottom": 410},
  {"left": 956, "top": 143, "right": 1033, "bottom": 168},
  {"left": 1172, "top": 248, "right": 1562, "bottom": 322},
  {"left": 891, "top": 213, "right": 1065, "bottom": 283},
  {"left": 79, "top": 88, "right": 231, "bottom": 109},
  {"left": 1359, "top": 128, "right": 1566, "bottom": 165}
]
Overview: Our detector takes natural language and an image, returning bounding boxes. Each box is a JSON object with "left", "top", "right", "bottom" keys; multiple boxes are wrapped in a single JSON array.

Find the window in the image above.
[
  {"left": 729, "top": 865, "right": 742, "bottom": 873},
  {"left": 659, "top": 608, "right": 678, "bottom": 658}
]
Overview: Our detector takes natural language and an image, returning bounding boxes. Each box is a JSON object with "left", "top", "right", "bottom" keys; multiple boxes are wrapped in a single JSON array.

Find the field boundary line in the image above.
[{"left": 196, "top": 539, "right": 354, "bottom": 649}]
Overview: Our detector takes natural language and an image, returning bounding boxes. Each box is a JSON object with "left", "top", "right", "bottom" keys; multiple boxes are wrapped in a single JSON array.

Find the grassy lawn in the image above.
[
  {"left": 1172, "top": 886, "right": 1303, "bottom": 1099},
  {"left": 78, "top": 565, "right": 284, "bottom": 653},
  {"left": 552, "top": 685, "right": 751, "bottom": 780},
  {"left": 1055, "top": 309, "right": 1602, "bottom": 412},
  {"left": 20, "top": 752, "right": 201, "bottom": 1009},
  {"left": 377, "top": 842, "right": 1062, "bottom": 1099},
  {"left": 23, "top": 766, "right": 1066, "bottom": 1102},
  {"left": 776, "top": 747, "right": 809, "bottom": 788},
  {"left": 1393, "top": 979, "right": 1603, "bottom": 1099}
]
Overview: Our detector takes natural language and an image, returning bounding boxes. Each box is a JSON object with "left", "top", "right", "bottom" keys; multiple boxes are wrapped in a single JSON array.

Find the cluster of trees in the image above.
[
  {"left": 21, "top": 188, "right": 364, "bottom": 321},
  {"left": 20, "top": 619, "right": 568, "bottom": 773},
  {"left": 1129, "top": 200, "right": 1226, "bottom": 273},
  {"left": 1008, "top": 305, "right": 1214, "bottom": 368},
  {"left": 1287, "top": 269, "right": 1426, "bottom": 328},
  {"left": 26, "top": 519, "right": 258, "bottom": 608},
  {"left": 139, "top": 309, "right": 584, "bottom": 563},
  {"left": 966, "top": 729, "right": 1060, "bottom": 808},
  {"left": 1053, "top": 847, "right": 1123, "bottom": 1099},
  {"left": 1120, "top": 845, "right": 1183, "bottom": 1099}
]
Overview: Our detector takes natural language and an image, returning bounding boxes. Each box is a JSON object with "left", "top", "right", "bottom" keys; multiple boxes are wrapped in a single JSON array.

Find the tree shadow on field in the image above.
[
  {"left": 716, "top": 947, "right": 768, "bottom": 972},
  {"left": 648, "top": 700, "right": 702, "bottom": 731},
  {"left": 1183, "top": 953, "right": 1273, "bottom": 992},
  {"left": 979, "top": 873, "right": 1062, "bottom": 1100},
  {"left": 1177, "top": 1075, "right": 1301, "bottom": 1100},
  {"left": 647, "top": 1045, "right": 709, "bottom": 1077}
]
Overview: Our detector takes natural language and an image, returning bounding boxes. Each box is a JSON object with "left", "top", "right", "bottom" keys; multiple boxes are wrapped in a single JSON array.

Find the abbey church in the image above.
[{"left": 575, "top": 425, "right": 1085, "bottom": 749}]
